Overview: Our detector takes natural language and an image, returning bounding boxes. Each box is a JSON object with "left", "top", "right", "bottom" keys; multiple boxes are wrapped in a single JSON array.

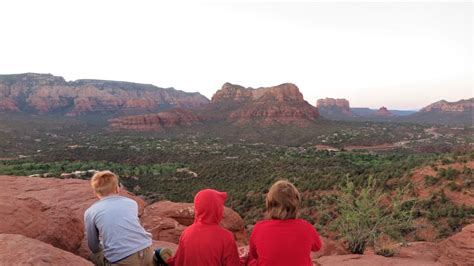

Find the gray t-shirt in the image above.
[{"left": 84, "top": 195, "right": 152, "bottom": 263}]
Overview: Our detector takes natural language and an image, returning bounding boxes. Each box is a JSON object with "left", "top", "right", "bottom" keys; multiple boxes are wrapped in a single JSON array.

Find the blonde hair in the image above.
[
  {"left": 265, "top": 180, "right": 301, "bottom": 220},
  {"left": 91, "top": 171, "right": 119, "bottom": 197}
]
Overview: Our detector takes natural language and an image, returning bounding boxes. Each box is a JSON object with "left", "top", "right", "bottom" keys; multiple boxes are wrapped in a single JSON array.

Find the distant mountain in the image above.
[
  {"left": 404, "top": 98, "right": 473, "bottom": 125},
  {"left": 316, "top": 98, "right": 355, "bottom": 119},
  {"left": 110, "top": 82, "right": 320, "bottom": 130},
  {"left": 208, "top": 82, "right": 319, "bottom": 125},
  {"left": 0, "top": 73, "right": 209, "bottom": 116}
]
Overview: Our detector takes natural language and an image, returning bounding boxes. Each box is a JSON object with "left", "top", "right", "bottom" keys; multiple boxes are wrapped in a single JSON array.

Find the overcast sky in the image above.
[{"left": 0, "top": 0, "right": 472, "bottom": 109}]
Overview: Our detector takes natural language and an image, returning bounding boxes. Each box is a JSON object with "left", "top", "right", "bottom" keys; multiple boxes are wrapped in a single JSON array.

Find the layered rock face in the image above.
[
  {"left": 420, "top": 98, "right": 474, "bottom": 113},
  {"left": 209, "top": 82, "right": 319, "bottom": 126},
  {"left": 404, "top": 98, "right": 473, "bottom": 125},
  {"left": 109, "top": 82, "right": 320, "bottom": 130},
  {"left": 375, "top": 106, "right": 393, "bottom": 117},
  {"left": 316, "top": 98, "right": 354, "bottom": 118},
  {"left": 109, "top": 108, "right": 203, "bottom": 131},
  {"left": 0, "top": 73, "right": 209, "bottom": 115}
]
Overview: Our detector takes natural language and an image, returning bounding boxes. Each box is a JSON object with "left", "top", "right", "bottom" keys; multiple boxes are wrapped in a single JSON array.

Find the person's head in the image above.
[
  {"left": 193, "top": 189, "right": 227, "bottom": 225},
  {"left": 90, "top": 170, "right": 119, "bottom": 199},
  {"left": 265, "top": 180, "right": 301, "bottom": 220}
]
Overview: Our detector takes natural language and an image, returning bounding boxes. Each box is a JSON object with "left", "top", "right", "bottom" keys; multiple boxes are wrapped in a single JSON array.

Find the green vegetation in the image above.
[{"left": 333, "top": 176, "right": 414, "bottom": 254}]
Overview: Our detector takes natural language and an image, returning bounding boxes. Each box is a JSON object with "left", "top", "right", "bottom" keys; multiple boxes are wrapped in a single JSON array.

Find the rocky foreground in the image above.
[{"left": 0, "top": 175, "right": 472, "bottom": 265}]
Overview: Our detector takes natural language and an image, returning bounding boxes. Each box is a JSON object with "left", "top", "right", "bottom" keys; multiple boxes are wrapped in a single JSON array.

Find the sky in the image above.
[{"left": 0, "top": 0, "right": 472, "bottom": 109}]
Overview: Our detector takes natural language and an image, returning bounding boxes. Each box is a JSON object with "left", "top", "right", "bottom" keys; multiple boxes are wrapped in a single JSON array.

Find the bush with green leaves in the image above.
[{"left": 333, "top": 176, "right": 415, "bottom": 254}]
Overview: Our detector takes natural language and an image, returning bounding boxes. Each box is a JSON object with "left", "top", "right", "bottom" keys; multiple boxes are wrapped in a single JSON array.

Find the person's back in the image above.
[
  {"left": 247, "top": 180, "right": 322, "bottom": 266},
  {"left": 167, "top": 189, "right": 241, "bottom": 266},
  {"left": 84, "top": 171, "right": 153, "bottom": 266},
  {"left": 249, "top": 219, "right": 320, "bottom": 266}
]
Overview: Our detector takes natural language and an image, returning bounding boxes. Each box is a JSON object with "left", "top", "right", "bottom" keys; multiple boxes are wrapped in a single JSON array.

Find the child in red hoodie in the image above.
[
  {"left": 247, "top": 180, "right": 322, "bottom": 266},
  {"left": 166, "top": 189, "right": 241, "bottom": 266}
]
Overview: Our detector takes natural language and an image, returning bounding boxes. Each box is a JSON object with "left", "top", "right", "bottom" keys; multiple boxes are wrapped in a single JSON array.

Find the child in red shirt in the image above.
[
  {"left": 166, "top": 189, "right": 241, "bottom": 266},
  {"left": 247, "top": 180, "right": 322, "bottom": 266}
]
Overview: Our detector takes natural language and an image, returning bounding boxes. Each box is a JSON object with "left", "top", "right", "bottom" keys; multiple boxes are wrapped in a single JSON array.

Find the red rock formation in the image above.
[
  {"left": 212, "top": 82, "right": 305, "bottom": 103},
  {"left": 316, "top": 98, "right": 350, "bottom": 109},
  {"left": 375, "top": 106, "right": 392, "bottom": 117},
  {"left": 437, "top": 224, "right": 474, "bottom": 265},
  {"left": 109, "top": 108, "right": 203, "bottom": 131},
  {"left": 314, "top": 223, "right": 474, "bottom": 266},
  {"left": 0, "top": 175, "right": 145, "bottom": 258},
  {"left": 141, "top": 200, "right": 247, "bottom": 245},
  {"left": 316, "top": 98, "right": 354, "bottom": 118},
  {"left": 209, "top": 82, "right": 319, "bottom": 126},
  {"left": 0, "top": 196, "right": 83, "bottom": 253},
  {"left": 0, "top": 234, "right": 93, "bottom": 266},
  {"left": 0, "top": 98, "right": 19, "bottom": 111},
  {"left": 420, "top": 98, "right": 473, "bottom": 113},
  {"left": 312, "top": 237, "right": 350, "bottom": 258},
  {"left": 0, "top": 73, "right": 209, "bottom": 115},
  {"left": 314, "top": 254, "right": 441, "bottom": 266}
]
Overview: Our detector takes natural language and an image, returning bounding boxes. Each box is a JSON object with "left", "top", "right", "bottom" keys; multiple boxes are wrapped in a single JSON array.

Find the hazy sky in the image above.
[{"left": 0, "top": 0, "right": 472, "bottom": 109}]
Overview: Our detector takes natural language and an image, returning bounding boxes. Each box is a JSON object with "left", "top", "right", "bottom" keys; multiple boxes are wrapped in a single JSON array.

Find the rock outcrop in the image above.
[
  {"left": 0, "top": 196, "right": 83, "bottom": 253},
  {"left": 0, "top": 234, "right": 93, "bottom": 266},
  {"left": 109, "top": 108, "right": 203, "bottom": 131},
  {"left": 375, "top": 106, "right": 393, "bottom": 117},
  {"left": 0, "top": 73, "right": 209, "bottom": 116},
  {"left": 209, "top": 82, "right": 319, "bottom": 126},
  {"left": 314, "top": 223, "right": 474, "bottom": 266},
  {"left": 141, "top": 200, "right": 247, "bottom": 245},
  {"left": 316, "top": 98, "right": 354, "bottom": 119}
]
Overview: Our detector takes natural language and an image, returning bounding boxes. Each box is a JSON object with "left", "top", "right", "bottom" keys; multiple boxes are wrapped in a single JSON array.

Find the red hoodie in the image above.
[{"left": 167, "top": 189, "right": 241, "bottom": 266}]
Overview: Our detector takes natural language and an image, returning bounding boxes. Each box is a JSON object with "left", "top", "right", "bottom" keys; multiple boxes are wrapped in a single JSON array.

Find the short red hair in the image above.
[{"left": 91, "top": 171, "right": 119, "bottom": 196}]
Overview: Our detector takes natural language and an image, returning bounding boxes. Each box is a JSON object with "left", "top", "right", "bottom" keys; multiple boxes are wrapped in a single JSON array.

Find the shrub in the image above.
[
  {"left": 333, "top": 176, "right": 415, "bottom": 254},
  {"left": 424, "top": 175, "right": 438, "bottom": 186}
]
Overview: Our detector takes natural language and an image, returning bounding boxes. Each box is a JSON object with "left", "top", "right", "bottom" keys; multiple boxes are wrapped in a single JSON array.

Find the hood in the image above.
[{"left": 194, "top": 189, "right": 227, "bottom": 225}]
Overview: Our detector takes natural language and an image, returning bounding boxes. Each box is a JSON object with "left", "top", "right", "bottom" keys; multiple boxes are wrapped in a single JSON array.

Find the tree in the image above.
[{"left": 333, "top": 176, "right": 415, "bottom": 254}]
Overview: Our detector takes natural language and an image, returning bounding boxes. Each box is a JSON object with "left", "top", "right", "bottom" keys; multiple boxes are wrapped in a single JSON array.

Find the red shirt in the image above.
[
  {"left": 247, "top": 219, "right": 322, "bottom": 266},
  {"left": 167, "top": 189, "right": 241, "bottom": 266}
]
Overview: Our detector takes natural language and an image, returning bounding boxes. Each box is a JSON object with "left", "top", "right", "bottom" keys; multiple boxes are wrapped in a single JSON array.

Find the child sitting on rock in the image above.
[
  {"left": 246, "top": 180, "right": 322, "bottom": 266},
  {"left": 84, "top": 170, "right": 157, "bottom": 266},
  {"left": 165, "top": 189, "right": 241, "bottom": 266}
]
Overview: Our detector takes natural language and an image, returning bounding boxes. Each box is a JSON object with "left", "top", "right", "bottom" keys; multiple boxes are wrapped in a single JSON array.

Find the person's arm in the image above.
[{"left": 84, "top": 210, "right": 100, "bottom": 253}]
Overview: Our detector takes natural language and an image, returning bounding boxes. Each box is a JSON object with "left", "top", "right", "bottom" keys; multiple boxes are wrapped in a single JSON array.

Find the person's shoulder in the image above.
[
  {"left": 116, "top": 195, "right": 136, "bottom": 203},
  {"left": 84, "top": 201, "right": 100, "bottom": 219},
  {"left": 254, "top": 219, "right": 271, "bottom": 227},
  {"left": 295, "top": 219, "right": 317, "bottom": 231}
]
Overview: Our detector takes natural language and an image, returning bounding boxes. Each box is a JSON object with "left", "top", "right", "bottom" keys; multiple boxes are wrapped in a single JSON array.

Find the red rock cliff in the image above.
[
  {"left": 109, "top": 108, "right": 203, "bottom": 131},
  {"left": 0, "top": 73, "right": 209, "bottom": 115},
  {"left": 210, "top": 82, "right": 318, "bottom": 126}
]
